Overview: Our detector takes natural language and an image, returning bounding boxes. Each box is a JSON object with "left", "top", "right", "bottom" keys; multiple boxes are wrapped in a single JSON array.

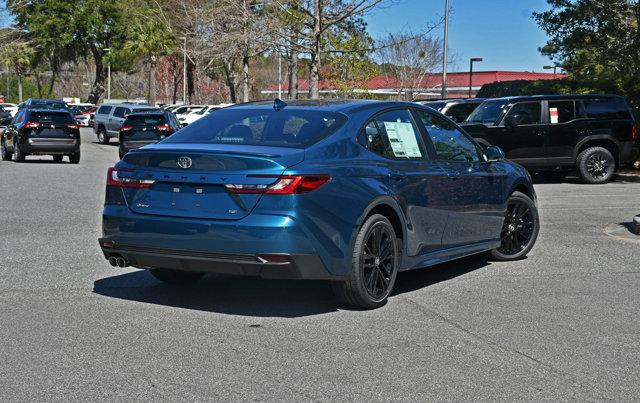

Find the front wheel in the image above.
[
  {"left": 332, "top": 214, "right": 400, "bottom": 309},
  {"left": 149, "top": 268, "right": 205, "bottom": 284},
  {"left": 577, "top": 146, "right": 615, "bottom": 184},
  {"left": 490, "top": 191, "right": 539, "bottom": 261}
]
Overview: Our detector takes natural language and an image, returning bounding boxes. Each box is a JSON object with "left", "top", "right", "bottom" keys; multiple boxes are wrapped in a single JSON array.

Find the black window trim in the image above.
[{"left": 356, "top": 106, "right": 433, "bottom": 162}]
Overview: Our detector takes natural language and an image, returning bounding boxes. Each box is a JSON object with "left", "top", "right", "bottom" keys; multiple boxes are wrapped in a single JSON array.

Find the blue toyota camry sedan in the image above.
[{"left": 99, "top": 99, "right": 539, "bottom": 309}]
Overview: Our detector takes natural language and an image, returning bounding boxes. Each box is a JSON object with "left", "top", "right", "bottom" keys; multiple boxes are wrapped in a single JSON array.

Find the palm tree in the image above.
[{"left": 125, "top": 18, "right": 176, "bottom": 105}]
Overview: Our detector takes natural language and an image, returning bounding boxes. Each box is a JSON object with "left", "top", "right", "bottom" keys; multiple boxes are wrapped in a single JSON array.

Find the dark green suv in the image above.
[{"left": 462, "top": 95, "right": 638, "bottom": 184}]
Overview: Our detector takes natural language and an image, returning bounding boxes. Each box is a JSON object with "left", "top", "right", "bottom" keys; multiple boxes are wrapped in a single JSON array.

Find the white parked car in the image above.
[
  {"left": 173, "top": 105, "right": 205, "bottom": 121},
  {"left": 179, "top": 104, "right": 233, "bottom": 126},
  {"left": 0, "top": 103, "right": 18, "bottom": 117}
]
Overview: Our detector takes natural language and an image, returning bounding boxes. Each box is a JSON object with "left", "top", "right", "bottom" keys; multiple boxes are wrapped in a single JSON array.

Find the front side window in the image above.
[
  {"left": 444, "top": 103, "right": 480, "bottom": 123},
  {"left": 417, "top": 110, "right": 480, "bottom": 162},
  {"left": 548, "top": 101, "right": 576, "bottom": 124},
  {"left": 503, "top": 102, "right": 542, "bottom": 125},
  {"left": 164, "top": 108, "right": 346, "bottom": 148},
  {"left": 465, "top": 99, "right": 510, "bottom": 125},
  {"left": 360, "top": 109, "right": 425, "bottom": 160}
]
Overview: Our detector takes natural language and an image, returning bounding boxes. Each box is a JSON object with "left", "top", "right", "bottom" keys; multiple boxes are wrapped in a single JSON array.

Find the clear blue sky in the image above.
[{"left": 365, "top": 0, "right": 553, "bottom": 73}]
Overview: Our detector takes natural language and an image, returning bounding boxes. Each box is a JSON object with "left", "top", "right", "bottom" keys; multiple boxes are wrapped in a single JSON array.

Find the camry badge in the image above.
[{"left": 177, "top": 156, "right": 193, "bottom": 169}]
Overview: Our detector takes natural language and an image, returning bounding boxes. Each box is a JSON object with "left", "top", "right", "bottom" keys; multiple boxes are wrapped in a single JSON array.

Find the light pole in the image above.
[
  {"left": 180, "top": 37, "right": 187, "bottom": 105},
  {"left": 105, "top": 48, "right": 111, "bottom": 101},
  {"left": 544, "top": 65, "right": 560, "bottom": 79},
  {"left": 469, "top": 57, "right": 483, "bottom": 98},
  {"left": 441, "top": 0, "right": 449, "bottom": 99}
]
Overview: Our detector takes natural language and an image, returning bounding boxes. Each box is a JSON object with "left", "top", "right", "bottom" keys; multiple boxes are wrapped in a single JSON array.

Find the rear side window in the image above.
[
  {"left": 124, "top": 114, "right": 165, "bottom": 126},
  {"left": 113, "top": 107, "right": 130, "bottom": 118},
  {"left": 97, "top": 105, "right": 112, "bottom": 115},
  {"left": 29, "top": 112, "right": 75, "bottom": 124},
  {"left": 359, "top": 109, "right": 425, "bottom": 160},
  {"left": 163, "top": 108, "right": 346, "bottom": 148},
  {"left": 581, "top": 98, "right": 631, "bottom": 120},
  {"left": 548, "top": 101, "right": 576, "bottom": 124}
]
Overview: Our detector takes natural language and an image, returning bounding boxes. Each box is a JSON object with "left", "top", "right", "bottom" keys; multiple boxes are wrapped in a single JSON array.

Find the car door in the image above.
[
  {"left": 494, "top": 101, "right": 547, "bottom": 164},
  {"left": 545, "top": 99, "right": 579, "bottom": 161},
  {"left": 414, "top": 109, "right": 506, "bottom": 248},
  {"left": 108, "top": 107, "right": 129, "bottom": 136},
  {"left": 5, "top": 110, "right": 24, "bottom": 150},
  {"left": 359, "top": 108, "right": 451, "bottom": 256}
]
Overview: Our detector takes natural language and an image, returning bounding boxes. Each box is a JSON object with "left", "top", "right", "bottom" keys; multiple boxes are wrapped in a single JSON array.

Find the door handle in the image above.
[
  {"left": 389, "top": 171, "right": 407, "bottom": 181},
  {"left": 446, "top": 170, "right": 460, "bottom": 180}
]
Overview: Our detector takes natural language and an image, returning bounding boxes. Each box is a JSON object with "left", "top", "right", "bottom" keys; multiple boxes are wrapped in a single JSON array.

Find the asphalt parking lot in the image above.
[{"left": 1, "top": 128, "right": 640, "bottom": 400}]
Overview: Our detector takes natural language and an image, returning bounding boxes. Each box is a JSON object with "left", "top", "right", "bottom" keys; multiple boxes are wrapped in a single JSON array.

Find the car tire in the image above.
[
  {"left": 490, "top": 191, "right": 539, "bottom": 261},
  {"left": 149, "top": 268, "right": 205, "bottom": 284},
  {"left": 0, "top": 139, "right": 10, "bottom": 161},
  {"left": 12, "top": 143, "right": 25, "bottom": 162},
  {"left": 576, "top": 146, "right": 615, "bottom": 184},
  {"left": 332, "top": 214, "right": 400, "bottom": 309},
  {"left": 97, "top": 127, "right": 109, "bottom": 144},
  {"left": 52, "top": 155, "right": 63, "bottom": 163},
  {"left": 69, "top": 151, "right": 80, "bottom": 164}
]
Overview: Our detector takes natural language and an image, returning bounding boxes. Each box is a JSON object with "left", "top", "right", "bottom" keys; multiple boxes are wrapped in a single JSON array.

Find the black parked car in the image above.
[
  {"left": 18, "top": 98, "right": 69, "bottom": 111},
  {"left": 416, "top": 98, "right": 484, "bottom": 123},
  {"left": 0, "top": 109, "right": 81, "bottom": 163},
  {"left": 461, "top": 95, "right": 639, "bottom": 183},
  {"left": 118, "top": 110, "right": 181, "bottom": 159}
]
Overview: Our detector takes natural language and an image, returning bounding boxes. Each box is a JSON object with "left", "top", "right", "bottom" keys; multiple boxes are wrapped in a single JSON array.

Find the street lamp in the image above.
[
  {"left": 469, "top": 57, "right": 483, "bottom": 98},
  {"left": 180, "top": 37, "right": 187, "bottom": 104},
  {"left": 105, "top": 48, "right": 111, "bottom": 101},
  {"left": 544, "top": 65, "right": 561, "bottom": 79},
  {"left": 441, "top": 0, "right": 449, "bottom": 99}
]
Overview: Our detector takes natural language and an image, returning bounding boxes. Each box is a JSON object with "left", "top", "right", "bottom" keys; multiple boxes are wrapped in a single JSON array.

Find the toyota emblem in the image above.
[{"left": 177, "top": 156, "right": 193, "bottom": 169}]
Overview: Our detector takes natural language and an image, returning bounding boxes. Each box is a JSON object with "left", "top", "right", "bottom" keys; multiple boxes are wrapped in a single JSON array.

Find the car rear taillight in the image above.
[
  {"left": 65, "top": 123, "right": 80, "bottom": 129},
  {"left": 119, "top": 125, "right": 133, "bottom": 132},
  {"left": 24, "top": 121, "right": 41, "bottom": 129},
  {"left": 633, "top": 126, "right": 637, "bottom": 141},
  {"left": 107, "top": 167, "right": 155, "bottom": 188},
  {"left": 224, "top": 175, "right": 330, "bottom": 194},
  {"left": 155, "top": 123, "right": 173, "bottom": 133}
]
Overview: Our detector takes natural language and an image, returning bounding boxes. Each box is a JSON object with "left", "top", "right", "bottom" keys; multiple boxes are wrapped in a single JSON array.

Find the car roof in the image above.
[
  {"left": 227, "top": 99, "right": 422, "bottom": 114},
  {"left": 483, "top": 94, "right": 625, "bottom": 103}
]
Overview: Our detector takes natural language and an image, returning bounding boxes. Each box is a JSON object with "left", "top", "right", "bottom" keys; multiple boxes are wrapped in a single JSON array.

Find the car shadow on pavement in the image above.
[
  {"left": 93, "top": 255, "right": 491, "bottom": 318},
  {"left": 91, "top": 141, "right": 119, "bottom": 147}
]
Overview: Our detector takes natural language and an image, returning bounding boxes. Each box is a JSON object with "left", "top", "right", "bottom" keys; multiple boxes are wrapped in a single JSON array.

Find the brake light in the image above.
[
  {"left": 119, "top": 125, "right": 133, "bottom": 132},
  {"left": 633, "top": 126, "right": 637, "bottom": 141},
  {"left": 107, "top": 167, "right": 155, "bottom": 188},
  {"left": 65, "top": 123, "right": 80, "bottom": 129},
  {"left": 24, "top": 121, "right": 41, "bottom": 129},
  {"left": 154, "top": 123, "right": 173, "bottom": 132},
  {"left": 224, "top": 175, "right": 330, "bottom": 194}
]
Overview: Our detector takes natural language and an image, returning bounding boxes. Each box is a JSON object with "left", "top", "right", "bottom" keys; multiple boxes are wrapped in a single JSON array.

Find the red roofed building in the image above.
[{"left": 262, "top": 71, "right": 565, "bottom": 99}]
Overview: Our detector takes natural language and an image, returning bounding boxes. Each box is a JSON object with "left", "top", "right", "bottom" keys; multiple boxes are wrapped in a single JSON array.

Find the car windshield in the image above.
[
  {"left": 124, "top": 114, "right": 165, "bottom": 126},
  {"left": 163, "top": 108, "right": 347, "bottom": 148},
  {"left": 465, "top": 99, "right": 510, "bottom": 125},
  {"left": 30, "top": 111, "right": 75, "bottom": 124},
  {"left": 422, "top": 102, "right": 447, "bottom": 111}
]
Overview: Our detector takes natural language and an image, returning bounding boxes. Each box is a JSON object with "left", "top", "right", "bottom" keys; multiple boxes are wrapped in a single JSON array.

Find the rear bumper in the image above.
[
  {"left": 25, "top": 138, "right": 79, "bottom": 154},
  {"left": 98, "top": 239, "right": 337, "bottom": 280}
]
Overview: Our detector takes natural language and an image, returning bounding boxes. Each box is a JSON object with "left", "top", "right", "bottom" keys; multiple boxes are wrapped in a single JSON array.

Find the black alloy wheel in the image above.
[
  {"left": 577, "top": 146, "right": 615, "bottom": 184},
  {"left": 491, "top": 191, "right": 539, "bottom": 261},
  {"left": 332, "top": 214, "right": 399, "bottom": 309}
]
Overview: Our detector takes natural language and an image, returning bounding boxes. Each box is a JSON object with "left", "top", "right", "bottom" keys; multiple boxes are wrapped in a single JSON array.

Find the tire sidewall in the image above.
[
  {"left": 351, "top": 214, "right": 400, "bottom": 305},
  {"left": 578, "top": 147, "right": 615, "bottom": 184},
  {"left": 492, "top": 191, "right": 540, "bottom": 261}
]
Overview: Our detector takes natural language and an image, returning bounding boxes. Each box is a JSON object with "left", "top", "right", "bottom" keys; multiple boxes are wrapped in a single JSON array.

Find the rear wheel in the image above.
[
  {"left": 577, "top": 146, "right": 615, "bottom": 184},
  {"left": 97, "top": 127, "right": 109, "bottom": 144},
  {"left": 150, "top": 268, "right": 205, "bottom": 284},
  {"left": 491, "top": 191, "right": 539, "bottom": 261},
  {"left": 12, "top": 143, "right": 25, "bottom": 162},
  {"left": 52, "top": 155, "right": 63, "bottom": 163},
  {"left": 0, "top": 139, "right": 10, "bottom": 161},
  {"left": 332, "top": 214, "right": 399, "bottom": 309},
  {"left": 69, "top": 151, "right": 80, "bottom": 164}
]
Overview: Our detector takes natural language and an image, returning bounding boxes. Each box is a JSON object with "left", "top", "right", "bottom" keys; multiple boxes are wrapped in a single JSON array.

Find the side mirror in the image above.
[{"left": 485, "top": 145, "right": 506, "bottom": 161}]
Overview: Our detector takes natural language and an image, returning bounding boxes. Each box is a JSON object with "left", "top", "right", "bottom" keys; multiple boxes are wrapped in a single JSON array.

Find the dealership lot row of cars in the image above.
[{"left": 0, "top": 94, "right": 637, "bottom": 309}]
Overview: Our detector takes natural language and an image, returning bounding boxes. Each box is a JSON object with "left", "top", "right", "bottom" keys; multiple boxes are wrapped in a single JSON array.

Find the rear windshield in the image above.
[
  {"left": 422, "top": 102, "right": 446, "bottom": 111},
  {"left": 163, "top": 108, "right": 347, "bottom": 148},
  {"left": 29, "top": 100, "right": 68, "bottom": 110},
  {"left": 124, "top": 114, "right": 166, "bottom": 126},
  {"left": 465, "top": 99, "right": 510, "bottom": 125},
  {"left": 29, "top": 112, "right": 75, "bottom": 124}
]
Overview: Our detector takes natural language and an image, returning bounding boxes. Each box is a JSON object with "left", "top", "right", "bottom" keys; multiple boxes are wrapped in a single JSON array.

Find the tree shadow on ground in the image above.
[{"left": 93, "top": 255, "right": 492, "bottom": 318}]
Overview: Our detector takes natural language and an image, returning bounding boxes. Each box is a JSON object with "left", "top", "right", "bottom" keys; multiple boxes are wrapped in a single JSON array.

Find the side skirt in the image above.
[{"left": 400, "top": 239, "right": 501, "bottom": 272}]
